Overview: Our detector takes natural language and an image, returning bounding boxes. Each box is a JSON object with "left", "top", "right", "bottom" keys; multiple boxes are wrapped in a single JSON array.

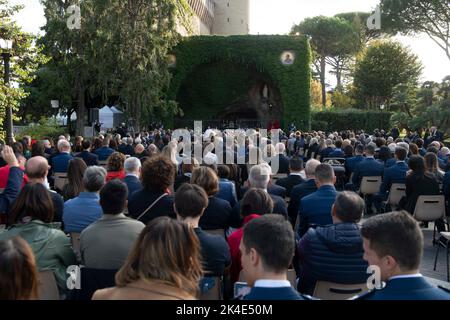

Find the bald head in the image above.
[{"left": 26, "top": 156, "right": 49, "bottom": 180}]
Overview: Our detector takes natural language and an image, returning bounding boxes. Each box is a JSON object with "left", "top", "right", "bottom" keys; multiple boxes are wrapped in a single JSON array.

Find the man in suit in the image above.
[
  {"left": 75, "top": 140, "right": 99, "bottom": 166},
  {"left": 373, "top": 147, "right": 408, "bottom": 213},
  {"left": 288, "top": 159, "right": 320, "bottom": 226},
  {"left": 241, "top": 215, "right": 306, "bottom": 300},
  {"left": 328, "top": 140, "right": 345, "bottom": 158},
  {"left": 355, "top": 211, "right": 450, "bottom": 300},
  {"left": 345, "top": 144, "right": 365, "bottom": 178},
  {"left": 118, "top": 137, "right": 134, "bottom": 156},
  {"left": 94, "top": 138, "right": 114, "bottom": 161},
  {"left": 51, "top": 139, "right": 74, "bottom": 173},
  {"left": 274, "top": 143, "right": 290, "bottom": 174},
  {"left": 123, "top": 157, "right": 142, "bottom": 200},
  {"left": 276, "top": 157, "right": 305, "bottom": 197},
  {"left": 233, "top": 164, "right": 287, "bottom": 223},
  {"left": 425, "top": 126, "right": 444, "bottom": 147},
  {"left": 297, "top": 163, "right": 337, "bottom": 238},
  {"left": 320, "top": 139, "right": 334, "bottom": 161}
]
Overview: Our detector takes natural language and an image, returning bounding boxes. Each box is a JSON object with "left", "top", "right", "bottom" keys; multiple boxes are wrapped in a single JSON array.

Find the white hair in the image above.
[
  {"left": 305, "top": 159, "right": 321, "bottom": 177},
  {"left": 57, "top": 139, "right": 70, "bottom": 151},
  {"left": 248, "top": 164, "right": 271, "bottom": 189},
  {"left": 275, "top": 143, "right": 285, "bottom": 154},
  {"left": 124, "top": 157, "right": 141, "bottom": 173}
]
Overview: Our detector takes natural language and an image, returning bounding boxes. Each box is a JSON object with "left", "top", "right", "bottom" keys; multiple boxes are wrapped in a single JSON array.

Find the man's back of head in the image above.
[
  {"left": 82, "top": 140, "right": 91, "bottom": 151},
  {"left": 249, "top": 164, "right": 271, "bottom": 190},
  {"left": 25, "top": 156, "right": 49, "bottom": 180},
  {"left": 395, "top": 147, "right": 407, "bottom": 162},
  {"left": 83, "top": 166, "right": 107, "bottom": 193},
  {"left": 124, "top": 157, "right": 141, "bottom": 175},
  {"left": 289, "top": 157, "right": 303, "bottom": 173},
  {"left": 364, "top": 144, "right": 376, "bottom": 157},
  {"left": 174, "top": 184, "right": 208, "bottom": 220},
  {"left": 314, "top": 163, "right": 335, "bottom": 186},
  {"left": 305, "top": 159, "right": 320, "bottom": 179},
  {"left": 241, "top": 214, "right": 295, "bottom": 287},
  {"left": 100, "top": 180, "right": 128, "bottom": 215},
  {"left": 57, "top": 139, "right": 71, "bottom": 153},
  {"left": 333, "top": 191, "right": 364, "bottom": 223}
]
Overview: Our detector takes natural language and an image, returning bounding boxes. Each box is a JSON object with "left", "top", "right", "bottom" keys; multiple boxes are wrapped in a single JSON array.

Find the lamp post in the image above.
[{"left": 0, "top": 39, "right": 14, "bottom": 145}]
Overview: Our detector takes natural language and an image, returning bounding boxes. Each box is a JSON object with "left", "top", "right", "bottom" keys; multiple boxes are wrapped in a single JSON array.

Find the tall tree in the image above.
[
  {"left": 89, "top": 0, "right": 192, "bottom": 131},
  {"left": 0, "top": 0, "right": 48, "bottom": 140},
  {"left": 380, "top": 0, "right": 450, "bottom": 61},
  {"left": 291, "top": 16, "right": 357, "bottom": 106},
  {"left": 354, "top": 40, "right": 423, "bottom": 110}
]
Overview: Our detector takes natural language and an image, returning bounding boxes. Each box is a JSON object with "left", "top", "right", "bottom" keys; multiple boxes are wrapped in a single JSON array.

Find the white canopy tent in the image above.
[{"left": 99, "top": 106, "right": 125, "bottom": 129}]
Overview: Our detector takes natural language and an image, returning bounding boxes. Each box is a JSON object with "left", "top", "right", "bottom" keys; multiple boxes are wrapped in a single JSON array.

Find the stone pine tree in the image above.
[
  {"left": 380, "top": 0, "right": 450, "bottom": 61},
  {"left": 291, "top": 16, "right": 357, "bottom": 107}
]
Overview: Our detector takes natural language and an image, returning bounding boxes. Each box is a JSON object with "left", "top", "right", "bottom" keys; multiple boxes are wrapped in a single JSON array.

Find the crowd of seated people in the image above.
[{"left": 0, "top": 124, "right": 448, "bottom": 300}]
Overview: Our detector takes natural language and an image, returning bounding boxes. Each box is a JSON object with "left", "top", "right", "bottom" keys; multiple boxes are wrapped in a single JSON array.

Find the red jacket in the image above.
[
  {"left": 0, "top": 165, "right": 28, "bottom": 189},
  {"left": 106, "top": 170, "right": 126, "bottom": 182},
  {"left": 227, "top": 214, "right": 261, "bottom": 283}
]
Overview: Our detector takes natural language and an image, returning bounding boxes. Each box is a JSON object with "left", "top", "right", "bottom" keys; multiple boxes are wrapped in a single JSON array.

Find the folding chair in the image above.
[
  {"left": 313, "top": 281, "right": 368, "bottom": 300},
  {"left": 359, "top": 176, "right": 382, "bottom": 215},
  {"left": 70, "top": 232, "right": 82, "bottom": 262},
  {"left": 382, "top": 183, "right": 406, "bottom": 212},
  {"left": 433, "top": 232, "right": 450, "bottom": 282},
  {"left": 413, "top": 195, "right": 446, "bottom": 244},
  {"left": 38, "top": 270, "right": 60, "bottom": 300},
  {"left": 53, "top": 172, "right": 68, "bottom": 192}
]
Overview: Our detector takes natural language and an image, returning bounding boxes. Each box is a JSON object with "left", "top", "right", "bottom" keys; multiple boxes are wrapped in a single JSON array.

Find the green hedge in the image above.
[
  {"left": 167, "top": 35, "right": 312, "bottom": 128},
  {"left": 311, "top": 109, "right": 392, "bottom": 132}
]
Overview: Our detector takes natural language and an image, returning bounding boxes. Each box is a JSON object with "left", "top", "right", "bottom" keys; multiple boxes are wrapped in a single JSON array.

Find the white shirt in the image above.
[{"left": 254, "top": 279, "right": 291, "bottom": 288}]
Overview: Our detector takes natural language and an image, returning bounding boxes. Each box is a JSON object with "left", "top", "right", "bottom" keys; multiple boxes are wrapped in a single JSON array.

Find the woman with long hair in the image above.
[
  {"left": 92, "top": 217, "right": 203, "bottom": 300},
  {"left": 62, "top": 158, "right": 88, "bottom": 201},
  {"left": 424, "top": 152, "right": 445, "bottom": 183},
  {"left": 0, "top": 237, "right": 39, "bottom": 300},
  {"left": 0, "top": 183, "right": 76, "bottom": 295}
]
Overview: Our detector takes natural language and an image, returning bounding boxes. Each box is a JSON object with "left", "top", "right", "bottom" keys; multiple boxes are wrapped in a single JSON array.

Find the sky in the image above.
[{"left": 10, "top": 0, "right": 450, "bottom": 86}]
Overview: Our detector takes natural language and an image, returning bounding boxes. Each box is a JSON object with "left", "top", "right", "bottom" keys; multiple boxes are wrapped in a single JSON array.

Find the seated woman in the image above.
[
  {"left": 106, "top": 152, "right": 126, "bottom": 182},
  {"left": 62, "top": 158, "right": 87, "bottom": 201},
  {"left": 424, "top": 152, "right": 445, "bottom": 183},
  {"left": 401, "top": 155, "right": 440, "bottom": 215},
  {"left": 227, "top": 189, "right": 273, "bottom": 284},
  {"left": 0, "top": 184, "right": 77, "bottom": 296},
  {"left": 191, "top": 166, "right": 233, "bottom": 230},
  {"left": 0, "top": 237, "right": 39, "bottom": 300},
  {"left": 92, "top": 217, "right": 203, "bottom": 300},
  {"left": 297, "top": 192, "right": 368, "bottom": 295}
]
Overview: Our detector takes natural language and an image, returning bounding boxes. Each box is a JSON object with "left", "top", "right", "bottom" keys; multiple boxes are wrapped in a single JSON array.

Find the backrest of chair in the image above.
[
  {"left": 38, "top": 270, "right": 60, "bottom": 300},
  {"left": 204, "top": 229, "right": 226, "bottom": 239},
  {"left": 199, "top": 277, "right": 222, "bottom": 300},
  {"left": 413, "top": 195, "right": 445, "bottom": 222},
  {"left": 313, "top": 281, "right": 367, "bottom": 300},
  {"left": 360, "top": 176, "right": 382, "bottom": 195},
  {"left": 388, "top": 183, "right": 406, "bottom": 207},
  {"left": 53, "top": 173, "right": 68, "bottom": 191}
]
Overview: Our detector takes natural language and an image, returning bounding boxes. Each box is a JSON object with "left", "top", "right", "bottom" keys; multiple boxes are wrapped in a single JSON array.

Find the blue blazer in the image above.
[
  {"left": 345, "top": 155, "right": 364, "bottom": 175},
  {"left": 288, "top": 179, "right": 318, "bottom": 224},
  {"left": 352, "top": 158, "right": 384, "bottom": 187},
  {"left": 217, "top": 179, "right": 238, "bottom": 208},
  {"left": 328, "top": 149, "right": 345, "bottom": 159},
  {"left": 357, "top": 277, "right": 450, "bottom": 300},
  {"left": 244, "top": 286, "right": 305, "bottom": 300},
  {"left": 123, "top": 175, "right": 143, "bottom": 200},
  {"left": 75, "top": 151, "right": 99, "bottom": 166},
  {"left": 379, "top": 161, "right": 408, "bottom": 196},
  {"left": 379, "top": 158, "right": 396, "bottom": 168},
  {"left": 94, "top": 147, "right": 114, "bottom": 161},
  {"left": 51, "top": 153, "right": 74, "bottom": 173},
  {"left": 298, "top": 185, "right": 337, "bottom": 238}
]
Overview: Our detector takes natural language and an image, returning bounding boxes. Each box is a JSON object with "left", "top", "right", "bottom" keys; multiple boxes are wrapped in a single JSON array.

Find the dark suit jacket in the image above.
[
  {"left": 276, "top": 154, "right": 291, "bottom": 174},
  {"left": 403, "top": 173, "right": 440, "bottom": 214},
  {"left": 76, "top": 151, "right": 99, "bottom": 167},
  {"left": 94, "top": 147, "right": 114, "bottom": 161},
  {"left": 276, "top": 174, "right": 305, "bottom": 197},
  {"left": 118, "top": 144, "right": 134, "bottom": 156},
  {"left": 239, "top": 184, "right": 286, "bottom": 200},
  {"left": 288, "top": 179, "right": 318, "bottom": 226},
  {"left": 128, "top": 189, "right": 176, "bottom": 225},
  {"left": 298, "top": 185, "right": 337, "bottom": 238},
  {"left": 51, "top": 152, "right": 74, "bottom": 173},
  {"left": 243, "top": 286, "right": 305, "bottom": 300},
  {"left": 379, "top": 162, "right": 408, "bottom": 196},
  {"left": 357, "top": 277, "right": 450, "bottom": 300},
  {"left": 123, "top": 175, "right": 143, "bottom": 200},
  {"left": 199, "top": 197, "right": 233, "bottom": 230},
  {"left": 328, "top": 149, "right": 345, "bottom": 159},
  {"left": 345, "top": 155, "right": 364, "bottom": 175},
  {"left": 352, "top": 157, "right": 384, "bottom": 188}
]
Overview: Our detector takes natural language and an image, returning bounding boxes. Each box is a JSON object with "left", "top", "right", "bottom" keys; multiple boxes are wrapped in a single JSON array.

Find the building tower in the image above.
[{"left": 212, "top": 0, "right": 250, "bottom": 35}]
